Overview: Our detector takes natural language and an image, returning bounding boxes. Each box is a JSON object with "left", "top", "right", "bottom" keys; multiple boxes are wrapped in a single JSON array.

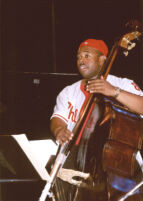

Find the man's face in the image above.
[{"left": 77, "top": 46, "right": 103, "bottom": 79}]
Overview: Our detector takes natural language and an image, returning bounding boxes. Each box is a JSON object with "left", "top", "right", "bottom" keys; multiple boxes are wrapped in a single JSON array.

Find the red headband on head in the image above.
[{"left": 79, "top": 39, "right": 108, "bottom": 57}]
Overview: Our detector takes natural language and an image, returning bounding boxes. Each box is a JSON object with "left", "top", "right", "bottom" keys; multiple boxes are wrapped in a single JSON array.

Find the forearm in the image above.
[
  {"left": 50, "top": 117, "right": 73, "bottom": 144},
  {"left": 115, "top": 89, "right": 143, "bottom": 115},
  {"left": 50, "top": 117, "right": 67, "bottom": 138}
]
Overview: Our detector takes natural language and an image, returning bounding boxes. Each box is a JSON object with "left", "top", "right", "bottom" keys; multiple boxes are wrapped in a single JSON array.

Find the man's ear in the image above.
[{"left": 99, "top": 55, "right": 106, "bottom": 66}]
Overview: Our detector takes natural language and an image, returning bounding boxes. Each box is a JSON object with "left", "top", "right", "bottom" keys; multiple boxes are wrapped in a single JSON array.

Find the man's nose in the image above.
[{"left": 79, "top": 57, "right": 85, "bottom": 65}]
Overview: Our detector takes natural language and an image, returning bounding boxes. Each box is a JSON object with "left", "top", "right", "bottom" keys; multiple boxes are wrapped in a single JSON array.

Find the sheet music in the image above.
[
  {"left": 29, "top": 138, "right": 58, "bottom": 167},
  {"left": 12, "top": 134, "right": 58, "bottom": 181}
]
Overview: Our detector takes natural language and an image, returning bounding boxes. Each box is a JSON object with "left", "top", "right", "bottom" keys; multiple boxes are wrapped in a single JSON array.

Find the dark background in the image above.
[
  {"left": 0, "top": 1, "right": 142, "bottom": 200},
  {"left": 0, "top": 0, "right": 143, "bottom": 138}
]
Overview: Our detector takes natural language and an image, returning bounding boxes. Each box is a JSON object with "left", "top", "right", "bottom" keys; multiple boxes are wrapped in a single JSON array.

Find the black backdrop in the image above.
[
  {"left": 0, "top": 0, "right": 143, "bottom": 138},
  {"left": 1, "top": 0, "right": 143, "bottom": 77}
]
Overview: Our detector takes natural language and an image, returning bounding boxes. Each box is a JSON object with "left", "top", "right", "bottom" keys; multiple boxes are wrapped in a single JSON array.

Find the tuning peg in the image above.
[
  {"left": 123, "top": 50, "right": 129, "bottom": 56},
  {"left": 127, "top": 42, "right": 136, "bottom": 50}
]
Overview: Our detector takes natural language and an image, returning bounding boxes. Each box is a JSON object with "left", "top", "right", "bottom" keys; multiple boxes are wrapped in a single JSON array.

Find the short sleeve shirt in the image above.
[{"left": 51, "top": 74, "right": 143, "bottom": 131}]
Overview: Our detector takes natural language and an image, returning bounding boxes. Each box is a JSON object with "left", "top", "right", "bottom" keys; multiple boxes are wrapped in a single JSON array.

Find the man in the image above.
[
  {"left": 50, "top": 39, "right": 143, "bottom": 200},
  {"left": 50, "top": 38, "right": 143, "bottom": 144}
]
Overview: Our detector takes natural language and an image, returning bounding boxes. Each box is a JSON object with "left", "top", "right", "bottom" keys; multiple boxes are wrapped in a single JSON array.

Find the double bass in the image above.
[{"left": 39, "top": 20, "right": 143, "bottom": 201}]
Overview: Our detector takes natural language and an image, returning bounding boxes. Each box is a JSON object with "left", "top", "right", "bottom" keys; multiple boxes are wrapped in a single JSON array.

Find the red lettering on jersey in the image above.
[
  {"left": 68, "top": 101, "right": 78, "bottom": 123},
  {"left": 68, "top": 102, "right": 72, "bottom": 109},
  {"left": 131, "top": 82, "right": 141, "bottom": 91}
]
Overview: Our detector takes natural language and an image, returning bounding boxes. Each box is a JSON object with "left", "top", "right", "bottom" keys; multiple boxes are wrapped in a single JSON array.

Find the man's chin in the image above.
[{"left": 81, "top": 73, "right": 97, "bottom": 80}]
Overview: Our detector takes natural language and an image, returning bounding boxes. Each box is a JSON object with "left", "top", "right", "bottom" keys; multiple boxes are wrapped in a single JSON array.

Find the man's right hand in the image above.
[
  {"left": 55, "top": 127, "right": 74, "bottom": 144},
  {"left": 50, "top": 117, "right": 74, "bottom": 145}
]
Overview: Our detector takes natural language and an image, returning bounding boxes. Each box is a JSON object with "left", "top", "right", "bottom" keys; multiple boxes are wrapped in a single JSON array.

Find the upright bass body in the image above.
[
  {"left": 102, "top": 101, "right": 143, "bottom": 201},
  {"left": 73, "top": 99, "right": 143, "bottom": 201},
  {"left": 102, "top": 100, "right": 143, "bottom": 177}
]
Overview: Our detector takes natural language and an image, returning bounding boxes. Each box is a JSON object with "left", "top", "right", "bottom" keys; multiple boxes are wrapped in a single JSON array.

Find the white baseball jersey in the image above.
[{"left": 51, "top": 74, "right": 143, "bottom": 131}]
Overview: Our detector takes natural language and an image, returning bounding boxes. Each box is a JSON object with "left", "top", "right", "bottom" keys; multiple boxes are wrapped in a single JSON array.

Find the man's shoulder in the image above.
[
  {"left": 107, "top": 74, "right": 131, "bottom": 85},
  {"left": 107, "top": 74, "right": 121, "bottom": 81}
]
